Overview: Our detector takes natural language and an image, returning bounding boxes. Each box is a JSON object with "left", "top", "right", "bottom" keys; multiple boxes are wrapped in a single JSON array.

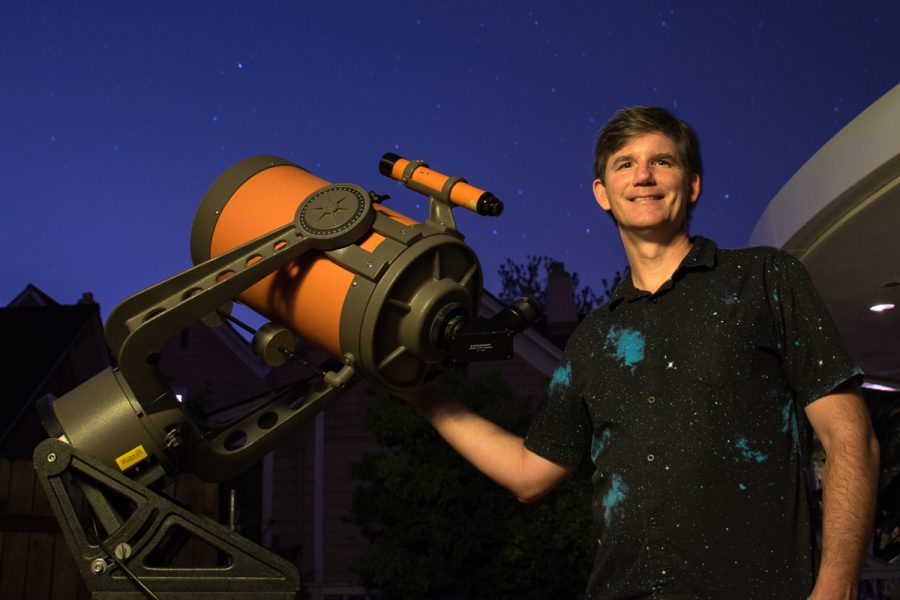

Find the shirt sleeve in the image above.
[
  {"left": 524, "top": 332, "right": 592, "bottom": 465},
  {"left": 765, "top": 250, "right": 863, "bottom": 407}
]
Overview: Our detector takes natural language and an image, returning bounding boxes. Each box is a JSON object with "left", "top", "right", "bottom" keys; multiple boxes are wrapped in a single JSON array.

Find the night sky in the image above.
[{"left": 3, "top": 2, "right": 899, "bottom": 323}]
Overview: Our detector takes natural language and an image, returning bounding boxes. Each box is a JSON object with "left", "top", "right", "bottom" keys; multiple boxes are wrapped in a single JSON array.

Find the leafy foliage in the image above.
[
  {"left": 497, "top": 255, "right": 622, "bottom": 320},
  {"left": 497, "top": 255, "right": 554, "bottom": 308},
  {"left": 349, "top": 371, "right": 594, "bottom": 599}
]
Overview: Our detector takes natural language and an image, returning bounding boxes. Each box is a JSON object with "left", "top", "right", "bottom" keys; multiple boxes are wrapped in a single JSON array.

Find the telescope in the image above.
[{"left": 32, "top": 153, "right": 541, "bottom": 598}]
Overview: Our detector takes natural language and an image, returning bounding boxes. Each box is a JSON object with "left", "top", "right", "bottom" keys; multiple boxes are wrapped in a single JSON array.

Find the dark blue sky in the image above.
[{"left": 3, "top": 2, "right": 899, "bottom": 320}]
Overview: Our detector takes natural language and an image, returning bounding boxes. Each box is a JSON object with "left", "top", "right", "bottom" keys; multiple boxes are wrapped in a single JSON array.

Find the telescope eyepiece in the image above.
[
  {"left": 489, "top": 296, "right": 542, "bottom": 333},
  {"left": 476, "top": 192, "right": 504, "bottom": 217},
  {"left": 379, "top": 152, "right": 401, "bottom": 177}
]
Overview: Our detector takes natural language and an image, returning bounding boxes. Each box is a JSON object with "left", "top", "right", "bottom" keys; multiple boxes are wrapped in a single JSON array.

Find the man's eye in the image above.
[
  {"left": 653, "top": 159, "right": 671, "bottom": 166},
  {"left": 617, "top": 161, "right": 633, "bottom": 169}
]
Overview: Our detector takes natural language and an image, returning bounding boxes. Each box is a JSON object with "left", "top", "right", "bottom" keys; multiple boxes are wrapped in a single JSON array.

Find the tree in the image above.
[
  {"left": 497, "top": 255, "right": 622, "bottom": 320},
  {"left": 348, "top": 371, "right": 594, "bottom": 599}
]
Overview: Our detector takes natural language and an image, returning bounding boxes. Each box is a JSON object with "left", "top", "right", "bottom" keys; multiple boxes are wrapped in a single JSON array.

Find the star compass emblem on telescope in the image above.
[
  {"left": 295, "top": 183, "right": 375, "bottom": 246},
  {"left": 311, "top": 195, "right": 353, "bottom": 227}
]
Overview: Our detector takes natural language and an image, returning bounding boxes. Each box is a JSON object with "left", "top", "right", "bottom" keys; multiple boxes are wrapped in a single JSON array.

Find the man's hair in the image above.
[{"left": 593, "top": 106, "right": 703, "bottom": 184}]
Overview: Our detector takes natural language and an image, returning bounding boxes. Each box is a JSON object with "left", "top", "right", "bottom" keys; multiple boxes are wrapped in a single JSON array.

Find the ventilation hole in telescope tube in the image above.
[
  {"left": 274, "top": 240, "right": 287, "bottom": 251},
  {"left": 216, "top": 270, "right": 236, "bottom": 283},
  {"left": 224, "top": 430, "right": 248, "bottom": 451},
  {"left": 257, "top": 412, "right": 277, "bottom": 430},
  {"left": 245, "top": 254, "right": 262, "bottom": 267}
]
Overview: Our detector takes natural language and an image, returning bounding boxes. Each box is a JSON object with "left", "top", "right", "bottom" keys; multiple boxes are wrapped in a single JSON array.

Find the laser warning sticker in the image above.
[{"left": 115, "top": 445, "right": 149, "bottom": 471}]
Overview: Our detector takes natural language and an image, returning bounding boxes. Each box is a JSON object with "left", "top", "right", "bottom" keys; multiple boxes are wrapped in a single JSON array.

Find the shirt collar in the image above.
[{"left": 607, "top": 236, "right": 718, "bottom": 308}]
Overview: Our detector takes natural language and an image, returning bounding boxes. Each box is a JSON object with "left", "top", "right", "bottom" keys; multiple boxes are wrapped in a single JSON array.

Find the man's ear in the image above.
[
  {"left": 689, "top": 173, "right": 701, "bottom": 204},
  {"left": 593, "top": 178, "right": 611, "bottom": 212}
]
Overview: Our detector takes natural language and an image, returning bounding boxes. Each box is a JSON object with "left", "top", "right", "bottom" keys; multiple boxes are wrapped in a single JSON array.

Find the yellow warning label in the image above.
[{"left": 115, "top": 445, "right": 149, "bottom": 471}]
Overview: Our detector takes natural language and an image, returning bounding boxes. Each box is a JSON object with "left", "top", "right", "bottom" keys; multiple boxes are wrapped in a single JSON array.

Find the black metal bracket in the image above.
[{"left": 33, "top": 438, "right": 300, "bottom": 599}]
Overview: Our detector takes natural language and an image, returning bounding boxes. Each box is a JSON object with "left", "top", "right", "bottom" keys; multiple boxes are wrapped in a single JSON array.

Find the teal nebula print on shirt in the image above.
[
  {"left": 736, "top": 437, "right": 768, "bottom": 463},
  {"left": 781, "top": 398, "right": 800, "bottom": 452},
  {"left": 591, "top": 428, "right": 611, "bottom": 463},
  {"left": 724, "top": 292, "right": 740, "bottom": 305},
  {"left": 603, "top": 473, "right": 628, "bottom": 524},
  {"left": 549, "top": 361, "right": 572, "bottom": 395},
  {"left": 604, "top": 326, "right": 645, "bottom": 373}
]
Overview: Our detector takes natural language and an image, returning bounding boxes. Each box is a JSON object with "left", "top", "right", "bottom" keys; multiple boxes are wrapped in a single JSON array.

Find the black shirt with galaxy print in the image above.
[{"left": 525, "top": 236, "right": 862, "bottom": 599}]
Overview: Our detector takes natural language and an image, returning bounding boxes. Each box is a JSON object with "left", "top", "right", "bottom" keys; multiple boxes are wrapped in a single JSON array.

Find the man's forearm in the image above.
[
  {"left": 402, "top": 384, "right": 574, "bottom": 502},
  {"left": 812, "top": 432, "right": 879, "bottom": 599}
]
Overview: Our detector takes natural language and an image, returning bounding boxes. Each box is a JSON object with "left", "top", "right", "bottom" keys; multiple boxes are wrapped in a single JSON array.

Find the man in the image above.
[{"left": 404, "top": 106, "right": 879, "bottom": 599}]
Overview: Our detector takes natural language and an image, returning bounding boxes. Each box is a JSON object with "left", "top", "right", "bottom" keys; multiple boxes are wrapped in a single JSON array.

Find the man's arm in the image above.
[
  {"left": 804, "top": 380, "right": 880, "bottom": 600},
  {"left": 400, "top": 382, "right": 576, "bottom": 503}
]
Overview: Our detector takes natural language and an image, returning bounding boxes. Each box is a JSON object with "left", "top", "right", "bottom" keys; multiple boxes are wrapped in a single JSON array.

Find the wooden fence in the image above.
[{"left": 0, "top": 458, "right": 87, "bottom": 599}]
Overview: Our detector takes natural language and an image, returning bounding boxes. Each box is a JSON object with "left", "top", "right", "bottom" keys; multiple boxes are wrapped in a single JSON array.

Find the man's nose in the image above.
[{"left": 633, "top": 161, "right": 655, "bottom": 185}]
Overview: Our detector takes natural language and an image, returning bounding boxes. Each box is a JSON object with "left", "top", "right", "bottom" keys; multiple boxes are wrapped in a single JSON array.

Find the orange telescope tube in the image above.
[
  {"left": 191, "top": 156, "right": 416, "bottom": 359},
  {"left": 192, "top": 154, "right": 484, "bottom": 390},
  {"left": 379, "top": 153, "right": 504, "bottom": 216}
]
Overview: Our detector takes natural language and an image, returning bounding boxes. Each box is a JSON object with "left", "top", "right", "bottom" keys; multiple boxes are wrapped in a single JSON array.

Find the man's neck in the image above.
[{"left": 620, "top": 229, "right": 693, "bottom": 294}]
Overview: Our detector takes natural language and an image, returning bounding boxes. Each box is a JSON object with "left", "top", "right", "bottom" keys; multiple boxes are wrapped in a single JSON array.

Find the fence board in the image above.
[
  {"left": 24, "top": 531, "right": 55, "bottom": 600},
  {"left": 1, "top": 460, "right": 35, "bottom": 597},
  {"left": 51, "top": 531, "right": 89, "bottom": 600},
  {"left": 31, "top": 465, "right": 53, "bottom": 516},
  {"left": 0, "top": 531, "right": 29, "bottom": 599},
  {"left": 0, "top": 459, "right": 10, "bottom": 505}
]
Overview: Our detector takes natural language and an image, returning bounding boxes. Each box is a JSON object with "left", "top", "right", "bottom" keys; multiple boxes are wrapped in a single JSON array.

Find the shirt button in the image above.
[
  {"left": 650, "top": 517, "right": 657, "bottom": 526},
  {"left": 647, "top": 454, "right": 655, "bottom": 462},
  {"left": 647, "top": 396, "right": 656, "bottom": 404}
]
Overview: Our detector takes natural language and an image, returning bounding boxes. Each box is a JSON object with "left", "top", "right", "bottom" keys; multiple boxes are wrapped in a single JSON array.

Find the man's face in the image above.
[{"left": 592, "top": 131, "right": 700, "bottom": 237}]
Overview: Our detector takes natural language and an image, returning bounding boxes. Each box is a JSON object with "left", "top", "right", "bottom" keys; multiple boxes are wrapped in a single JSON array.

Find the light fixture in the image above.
[
  {"left": 869, "top": 303, "right": 895, "bottom": 313},
  {"left": 862, "top": 382, "right": 900, "bottom": 392}
]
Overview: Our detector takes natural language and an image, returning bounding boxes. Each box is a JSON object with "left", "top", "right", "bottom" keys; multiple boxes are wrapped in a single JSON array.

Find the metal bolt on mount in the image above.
[
  {"left": 114, "top": 543, "right": 133, "bottom": 560},
  {"left": 46, "top": 452, "right": 56, "bottom": 463},
  {"left": 90, "top": 558, "right": 108, "bottom": 575},
  {"left": 164, "top": 427, "right": 182, "bottom": 449}
]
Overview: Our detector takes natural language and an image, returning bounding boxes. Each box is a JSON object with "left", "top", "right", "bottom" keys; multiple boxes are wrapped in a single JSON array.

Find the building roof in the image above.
[
  {"left": 749, "top": 84, "right": 900, "bottom": 387},
  {"left": 0, "top": 286, "right": 109, "bottom": 448}
]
